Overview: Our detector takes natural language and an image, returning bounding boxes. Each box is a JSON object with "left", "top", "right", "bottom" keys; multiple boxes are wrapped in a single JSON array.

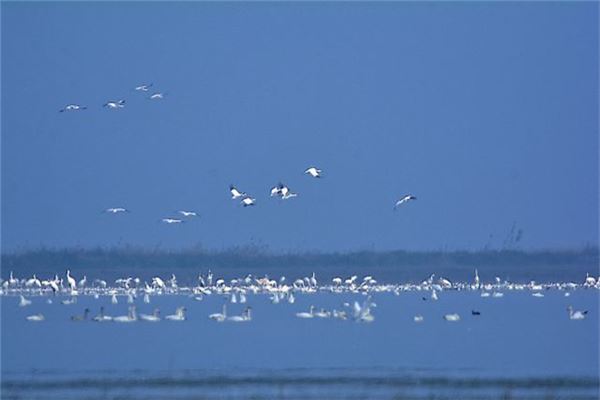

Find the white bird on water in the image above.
[
  {"left": 296, "top": 306, "right": 315, "bottom": 319},
  {"left": 567, "top": 306, "right": 587, "bottom": 320},
  {"left": 92, "top": 307, "right": 112, "bottom": 322},
  {"left": 26, "top": 314, "right": 45, "bottom": 322},
  {"left": 394, "top": 195, "right": 417, "bottom": 209},
  {"left": 62, "top": 297, "right": 77, "bottom": 305},
  {"left": 25, "top": 275, "right": 41, "bottom": 288},
  {"left": 71, "top": 308, "right": 90, "bottom": 321},
  {"left": 584, "top": 273, "right": 597, "bottom": 287},
  {"left": 314, "top": 308, "right": 331, "bottom": 318},
  {"left": 152, "top": 277, "right": 166, "bottom": 290},
  {"left": 304, "top": 167, "right": 322, "bottom": 178},
  {"left": 228, "top": 306, "right": 252, "bottom": 322},
  {"left": 165, "top": 307, "right": 186, "bottom": 321},
  {"left": 209, "top": 304, "right": 227, "bottom": 322},
  {"left": 113, "top": 306, "right": 137, "bottom": 323},
  {"left": 19, "top": 295, "right": 32, "bottom": 307},
  {"left": 66, "top": 270, "right": 77, "bottom": 292},
  {"left": 443, "top": 313, "right": 460, "bottom": 322},
  {"left": 140, "top": 308, "right": 161, "bottom": 322}
]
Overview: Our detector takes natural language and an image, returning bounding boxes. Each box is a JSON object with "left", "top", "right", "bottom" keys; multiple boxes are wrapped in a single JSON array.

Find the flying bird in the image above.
[
  {"left": 241, "top": 196, "right": 256, "bottom": 207},
  {"left": 177, "top": 210, "right": 198, "bottom": 217},
  {"left": 280, "top": 185, "right": 298, "bottom": 200},
  {"left": 134, "top": 83, "right": 153, "bottom": 92},
  {"left": 304, "top": 167, "right": 322, "bottom": 178},
  {"left": 229, "top": 185, "right": 246, "bottom": 200},
  {"left": 270, "top": 183, "right": 297, "bottom": 200},
  {"left": 103, "top": 100, "right": 125, "bottom": 109},
  {"left": 59, "top": 104, "right": 87, "bottom": 112},
  {"left": 270, "top": 183, "right": 284, "bottom": 197},
  {"left": 162, "top": 218, "right": 184, "bottom": 224},
  {"left": 394, "top": 195, "right": 417, "bottom": 209},
  {"left": 149, "top": 92, "right": 165, "bottom": 100},
  {"left": 104, "top": 207, "right": 129, "bottom": 214}
]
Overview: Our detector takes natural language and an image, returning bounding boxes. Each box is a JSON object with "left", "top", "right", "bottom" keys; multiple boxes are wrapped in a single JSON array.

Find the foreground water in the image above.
[{"left": 2, "top": 284, "right": 598, "bottom": 399}]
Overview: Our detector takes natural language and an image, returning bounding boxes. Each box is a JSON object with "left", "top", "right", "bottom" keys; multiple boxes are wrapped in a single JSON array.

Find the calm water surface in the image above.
[{"left": 2, "top": 288, "right": 598, "bottom": 399}]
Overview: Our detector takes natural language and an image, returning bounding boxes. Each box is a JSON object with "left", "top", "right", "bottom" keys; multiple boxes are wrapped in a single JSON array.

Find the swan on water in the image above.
[
  {"left": 165, "top": 307, "right": 186, "bottom": 321},
  {"left": 140, "top": 308, "right": 161, "bottom": 322},
  {"left": 19, "top": 295, "right": 32, "bottom": 307},
  {"left": 209, "top": 304, "right": 227, "bottom": 322},
  {"left": 113, "top": 306, "right": 137, "bottom": 323},
  {"left": 26, "top": 314, "right": 45, "bottom": 322},
  {"left": 227, "top": 306, "right": 252, "bottom": 322},
  {"left": 443, "top": 313, "right": 460, "bottom": 322},
  {"left": 296, "top": 305, "right": 315, "bottom": 319}
]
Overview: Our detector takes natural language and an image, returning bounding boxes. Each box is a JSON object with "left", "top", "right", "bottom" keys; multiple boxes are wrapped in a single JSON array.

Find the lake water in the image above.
[{"left": 1, "top": 285, "right": 598, "bottom": 399}]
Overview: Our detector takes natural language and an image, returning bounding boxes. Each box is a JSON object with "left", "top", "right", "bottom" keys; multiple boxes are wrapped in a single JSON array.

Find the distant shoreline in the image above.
[{"left": 2, "top": 247, "right": 597, "bottom": 283}]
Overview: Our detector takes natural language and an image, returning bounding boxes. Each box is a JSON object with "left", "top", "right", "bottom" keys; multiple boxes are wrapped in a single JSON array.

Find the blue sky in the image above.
[{"left": 1, "top": 2, "right": 598, "bottom": 252}]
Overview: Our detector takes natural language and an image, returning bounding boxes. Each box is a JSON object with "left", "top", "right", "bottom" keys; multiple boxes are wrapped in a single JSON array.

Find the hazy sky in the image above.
[{"left": 1, "top": 2, "right": 598, "bottom": 252}]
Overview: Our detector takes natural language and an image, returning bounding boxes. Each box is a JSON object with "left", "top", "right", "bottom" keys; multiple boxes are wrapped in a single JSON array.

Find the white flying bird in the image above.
[
  {"left": 230, "top": 185, "right": 246, "bottom": 199},
  {"left": 280, "top": 185, "right": 298, "bottom": 200},
  {"left": 59, "top": 104, "right": 87, "bottom": 112},
  {"left": 394, "top": 195, "right": 417, "bottom": 209},
  {"left": 270, "top": 183, "right": 284, "bottom": 197},
  {"left": 271, "top": 183, "right": 297, "bottom": 200},
  {"left": 241, "top": 196, "right": 256, "bottom": 207},
  {"left": 135, "top": 83, "right": 153, "bottom": 92},
  {"left": 177, "top": 210, "right": 198, "bottom": 217},
  {"left": 103, "top": 100, "right": 125, "bottom": 109},
  {"left": 149, "top": 92, "right": 164, "bottom": 100},
  {"left": 162, "top": 218, "right": 184, "bottom": 224},
  {"left": 104, "top": 207, "right": 129, "bottom": 214},
  {"left": 304, "top": 167, "right": 322, "bottom": 178}
]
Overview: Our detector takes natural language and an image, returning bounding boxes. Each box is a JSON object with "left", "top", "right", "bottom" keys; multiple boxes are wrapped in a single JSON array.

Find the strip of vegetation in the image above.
[{"left": 2, "top": 246, "right": 597, "bottom": 272}]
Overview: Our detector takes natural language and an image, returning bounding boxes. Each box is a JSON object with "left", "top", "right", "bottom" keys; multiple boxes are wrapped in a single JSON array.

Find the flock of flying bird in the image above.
[
  {"left": 59, "top": 83, "right": 163, "bottom": 113},
  {"left": 3, "top": 268, "right": 596, "bottom": 324},
  {"left": 103, "top": 170, "right": 416, "bottom": 224},
  {"left": 11, "top": 83, "right": 592, "bottom": 325},
  {"left": 61, "top": 83, "right": 416, "bottom": 222}
]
